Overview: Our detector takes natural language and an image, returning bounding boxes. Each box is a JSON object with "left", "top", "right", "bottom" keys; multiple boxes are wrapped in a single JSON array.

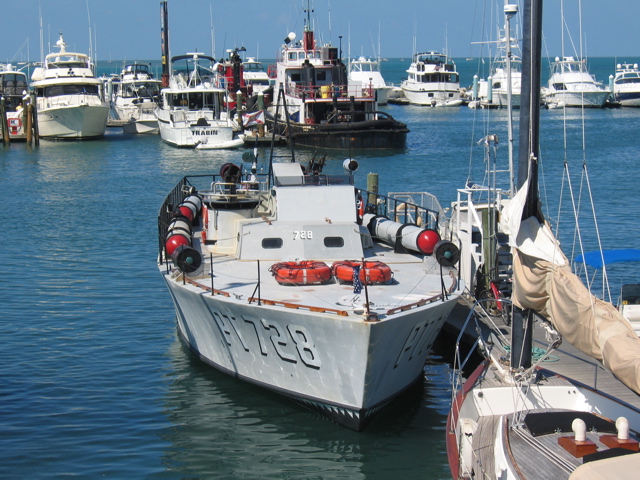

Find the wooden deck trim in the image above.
[
  {"left": 183, "top": 276, "right": 231, "bottom": 297},
  {"left": 248, "top": 297, "right": 350, "bottom": 316},
  {"left": 386, "top": 293, "right": 443, "bottom": 315}
]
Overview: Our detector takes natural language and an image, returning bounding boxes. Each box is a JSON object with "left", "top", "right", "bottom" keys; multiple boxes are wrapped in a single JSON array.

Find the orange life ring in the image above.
[
  {"left": 356, "top": 194, "right": 365, "bottom": 220},
  {"left": 331, "top": 260, "right": 393, "bottom": 285},
  {"left": 269, "top": 261, "right": 332, "bottom": 285},
  {"left": 201, "top": 206, "right": 208, "bottom": 242}
]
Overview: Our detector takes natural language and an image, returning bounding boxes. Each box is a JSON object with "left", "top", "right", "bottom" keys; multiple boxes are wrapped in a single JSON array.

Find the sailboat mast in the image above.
[
  {"left": 517, "top": 0, "right": 542, "bottom": 212},
  {"left": 511, "top": 0, "right": 543, "bottom": 370},
  {"left": 505, "top": 2, "right": 517, "bottom": 195},
  {"left": 160, "top": 1, "right": 170, "bottom": 88}
]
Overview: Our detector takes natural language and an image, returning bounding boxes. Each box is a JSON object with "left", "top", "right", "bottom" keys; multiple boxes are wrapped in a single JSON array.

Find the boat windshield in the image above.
[
  {"left": 120, "top": 81, "right": 161, "bottom": 98},
  {"left": 0, "top": 73, "right": 28, "bottom": 95},
  {"left": 243, "top": 62, "right": 265, "bottom": 72},
  {"left": 415, "top": 53, "right": 447, "bottom": 64},
  {"left": 37, "top": 84, "right": 100, "bottom": 96}
]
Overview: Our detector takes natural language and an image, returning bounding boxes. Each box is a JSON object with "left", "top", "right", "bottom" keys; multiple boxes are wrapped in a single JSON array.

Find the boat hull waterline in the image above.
[
  {"left": 165, "top": 277, "right": 458, "bottom": 429},
  {"left": 37, "top": 104, "right": 110, "bottom": 139}
]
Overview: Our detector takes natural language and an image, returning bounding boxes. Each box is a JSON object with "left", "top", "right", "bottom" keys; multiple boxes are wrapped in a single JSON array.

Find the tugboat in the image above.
[{"left": 267, "top": 1, "right": 408, "bottom": 150}]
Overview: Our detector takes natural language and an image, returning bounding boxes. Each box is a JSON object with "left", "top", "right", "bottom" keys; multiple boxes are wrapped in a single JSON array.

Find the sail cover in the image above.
[{"left": 501, "top": 180, "right": 640, "bottom": 394}]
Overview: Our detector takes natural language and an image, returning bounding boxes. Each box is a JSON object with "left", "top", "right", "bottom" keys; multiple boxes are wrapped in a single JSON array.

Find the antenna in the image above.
[{"left": 86, "top": 0, "right": 93, "bottom": 63}]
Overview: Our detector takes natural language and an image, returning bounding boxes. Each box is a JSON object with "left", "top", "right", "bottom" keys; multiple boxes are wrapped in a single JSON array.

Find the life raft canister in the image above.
[
  {"left": 269, "top": 261, "right": 332, "bottom": 285},
  {"left": 331, "top": 260, "right": 393, "bottom": 285}
]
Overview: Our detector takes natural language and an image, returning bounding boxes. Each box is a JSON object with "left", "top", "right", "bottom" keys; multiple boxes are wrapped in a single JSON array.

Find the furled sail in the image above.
[{"left": 501, "top": 179, "right": 640, "bottom": 394}]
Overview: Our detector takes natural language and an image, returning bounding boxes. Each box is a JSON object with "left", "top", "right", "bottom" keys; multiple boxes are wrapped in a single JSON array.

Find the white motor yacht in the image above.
[
  {"left": 348, "top": 56, "right": 393, "bottom": 105},
  {"left": 112, "top": 62, "right": 162, "bottom": 134},
  {"left": 545, "top": 56, "right": 610, "bottom": 108},
  {"left": 401, "top": 51, "right": 463, "bottom": 107},
  {"left": 613, "top": 63, "right": 640, "bottom": 107},
  {"left": 30, "top": 32, "right": 109, "bottom": 139},
  {"left": 155, "top": 53, "right": 243, "bottom": 148}
]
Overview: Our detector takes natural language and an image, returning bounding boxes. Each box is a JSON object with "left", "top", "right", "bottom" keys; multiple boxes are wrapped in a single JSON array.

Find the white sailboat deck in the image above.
[{"left": 447, "top": 303, "right": 640, "bottom": 410}]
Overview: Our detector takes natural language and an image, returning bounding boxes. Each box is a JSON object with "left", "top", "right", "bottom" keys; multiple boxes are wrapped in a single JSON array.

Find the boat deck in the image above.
[
  {"left": 164, "top": 239, "right": 458, "bottom": 321},
  {"left": 444, "top": 300, "right": 640, "bottom": 409},
  {"left": 473, "top": 408, "right": 637, "bottom": 480}
]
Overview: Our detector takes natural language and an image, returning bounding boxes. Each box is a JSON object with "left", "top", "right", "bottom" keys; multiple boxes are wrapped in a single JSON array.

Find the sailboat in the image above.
[{"left": 447, "top": 1, "right": 640, "bottom": 478}]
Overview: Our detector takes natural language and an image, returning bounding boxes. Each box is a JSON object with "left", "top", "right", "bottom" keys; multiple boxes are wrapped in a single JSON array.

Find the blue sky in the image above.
[{"left": 2, "top": 0, "right": 639, "bottom": 64}]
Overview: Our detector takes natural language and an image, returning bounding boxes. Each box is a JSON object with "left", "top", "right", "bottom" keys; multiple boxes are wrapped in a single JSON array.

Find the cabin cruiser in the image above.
[
  {"left": 613, "top": 63, "right": 640, "bottom": 107},
  {"left": 401, "top": 51, "right": 463, "bottom": 107},
  {"left": 544, "top": 56, "right": 610, "bottom": 108},
  {"left": 0, "top": 63, "right": 30, "bottom": 141},
  {"left": 348, "top": 56, "right": 393, "bottom": 105},
  {"left": 111, "top": 62, "right": 161, "bottom": 134},
  {"left": 155, "top": 53, "right": 243, "bottom": 149},
  {"left": 30, "top": 32, "right": 109, "bottom": 139}
]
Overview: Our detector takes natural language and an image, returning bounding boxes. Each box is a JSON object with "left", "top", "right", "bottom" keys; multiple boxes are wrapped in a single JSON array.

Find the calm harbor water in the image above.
[{"left": 2, "top": 58, "right": 640, "bottom": 479}]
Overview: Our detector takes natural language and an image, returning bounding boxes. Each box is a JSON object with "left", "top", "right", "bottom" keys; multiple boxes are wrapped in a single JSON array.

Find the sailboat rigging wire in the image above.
[{"left": 583, "top": 162, "right": 612, "bottom": 302}]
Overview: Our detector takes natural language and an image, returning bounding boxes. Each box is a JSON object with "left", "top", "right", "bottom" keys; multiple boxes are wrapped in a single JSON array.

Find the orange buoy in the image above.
[
  {"left": 331, "top": 260, "right": 393, "bottom": 285},
  {"left": 269, "top": 261, "right": 332, "bottom": 285}
]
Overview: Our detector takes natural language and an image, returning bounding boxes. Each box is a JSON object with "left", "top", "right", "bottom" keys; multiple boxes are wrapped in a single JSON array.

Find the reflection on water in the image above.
[{"left": 161, "top": 335, "right": 453, "bottom": 479}]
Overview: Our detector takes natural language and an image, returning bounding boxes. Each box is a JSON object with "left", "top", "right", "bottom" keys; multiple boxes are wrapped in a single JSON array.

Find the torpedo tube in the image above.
[
  {"left": 176, "top": 195, "right": 202, "bottom": 222},
  {"left": 363, "top": 214, "right": 441, "bottom": 255},
  {"left": 165, "top": 215, "right": 192, "bottom": 256},
  {"left": 171, "top": 244, "right": 202, "bottom": 274}
]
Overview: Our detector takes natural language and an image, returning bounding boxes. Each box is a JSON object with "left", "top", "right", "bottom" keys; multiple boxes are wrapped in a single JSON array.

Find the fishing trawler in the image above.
[{"left": 157, "top": 145, "right": 463, "bottom": 430}]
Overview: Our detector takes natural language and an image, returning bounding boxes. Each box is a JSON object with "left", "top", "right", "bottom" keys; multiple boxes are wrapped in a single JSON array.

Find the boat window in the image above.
[
  {"left": 323, "top": 237, "right": 344, "bottom": 248},
  {"left": 262, "top": 238, "right": 283, "bottom": 249},
  {"left": 41, "top": 84, "right": 100, "bottom": 96},
  {"left": 316, "top": 71, "right": 327, "bottom": 81},
  {"left": 289, "top": 53, "right": 297, "bottom": 60},
  {"left": 0, "top": 73, "right": 28, "bottom": 95},
  {"left": 617, "top": 77, "right": 640, "bottom": 84},
  {"left": 553, "top": 83, "right": 567, "bottom": 91}
]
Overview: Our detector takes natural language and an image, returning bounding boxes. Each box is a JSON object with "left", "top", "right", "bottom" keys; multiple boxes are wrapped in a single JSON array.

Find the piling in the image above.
[
  {"left": 31, "top": 93, "right": 40, "bottom": 145},
  {"left": 236, "top": 90, "right": 243, "bottom": 131},
  {"left": 257, "top": 91, "right": 265, "bottom": 137},
  {"left": 366, "top": 173, "right": 378, "bottom": 206},
  {"left": 0, "top": 96, "right": 9, "bottom": 146}
]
